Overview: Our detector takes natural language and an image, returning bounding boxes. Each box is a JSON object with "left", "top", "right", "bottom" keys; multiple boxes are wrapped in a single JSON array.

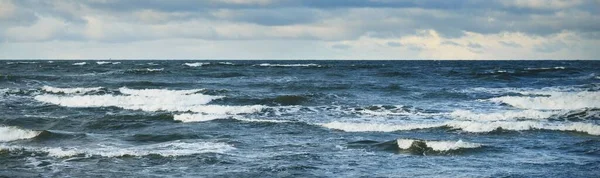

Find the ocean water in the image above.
[{"left": 0, "top": 60, "right": 599, "bottom": 177}]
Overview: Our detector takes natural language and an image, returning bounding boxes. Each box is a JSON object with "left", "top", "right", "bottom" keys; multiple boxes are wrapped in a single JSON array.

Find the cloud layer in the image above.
[{"left": 1, "top": 0, "right": 598, "bottom": 59}]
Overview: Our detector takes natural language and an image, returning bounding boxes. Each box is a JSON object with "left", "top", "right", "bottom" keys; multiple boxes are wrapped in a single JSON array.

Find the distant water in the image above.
[{"left": 1, "top": 60, "right": 599, "bottom": 177}]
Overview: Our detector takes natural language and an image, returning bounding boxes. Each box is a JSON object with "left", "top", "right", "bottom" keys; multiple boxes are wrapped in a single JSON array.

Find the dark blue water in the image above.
[{"left": 1, "top": 60, "right": 599, "bottom": 177}]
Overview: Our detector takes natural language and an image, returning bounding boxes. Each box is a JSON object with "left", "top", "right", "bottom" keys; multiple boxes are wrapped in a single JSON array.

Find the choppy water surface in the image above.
[{"left": 1, "top": 60, "right": 599, "bottom": 177}]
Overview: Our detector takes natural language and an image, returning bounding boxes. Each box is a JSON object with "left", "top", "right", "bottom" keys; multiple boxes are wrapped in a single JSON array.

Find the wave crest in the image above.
[{"left": 0, "top": 126, "right": 41, "bottom": 142}]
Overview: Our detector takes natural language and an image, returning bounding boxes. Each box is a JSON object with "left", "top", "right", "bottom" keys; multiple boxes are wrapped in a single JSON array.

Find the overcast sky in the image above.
[{"left": 1, "top": 0, "right": 599, "bottom": 59}]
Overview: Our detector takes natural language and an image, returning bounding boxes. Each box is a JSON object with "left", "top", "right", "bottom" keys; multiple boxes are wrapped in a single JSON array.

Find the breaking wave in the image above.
[
  {"left": 174, "top": 114, "right": 290, "bottom": 123},
  {"left": 449, "top": 109, "right": 560, "bottom": 121},
  {"left": 320, "top": 120, "right": 600, "bottom": 135},
  {"left": 488, "top": 91, "right": 600, "bottom": 110},
  {"left": 183, "top": 62, "right": 209, "bottom": 67},
  {"left": 72, "top": 62, "right": 87, "bottom": 66},
  {"left": 255, "top": 63, "right": 321, "bottom": 67},
  {"left": 34, "top": 87, "right": 224, "bottom": 112},
  {"left": 320, "top": 121, "right": 444, "bottom": 132},
  {"left": 0, "top": 140, "right": 234, "bottom": 158},
  {"left": 396, "top": 139, "right": 482, "bottom": 152},
  {"left": 0, "top": 126, "right": 41, "bottom": 142},
  {"left": 96, "top": 61, "right": 120, "bottom": 65},
  {"left": 42, "top": 86, "right": 104, "bottom": 94}
]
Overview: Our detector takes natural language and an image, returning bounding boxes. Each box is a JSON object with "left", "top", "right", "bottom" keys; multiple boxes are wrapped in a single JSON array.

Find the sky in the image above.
[{"left": 0, "top": 0, "right": 599, "bottom": 60}]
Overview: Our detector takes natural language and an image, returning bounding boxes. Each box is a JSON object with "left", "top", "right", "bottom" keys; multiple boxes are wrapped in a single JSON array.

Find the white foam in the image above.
[
  {"left": 174, "top": 113, "right": 290, "bottom": 123},
  {"left": 42, "top": 86, "right": 103, "bottom": 94},
  {"left": 174, "top": 114, "right": 228, "bottom": 122},
  {"left": 184, "top": 62, "right": 209, "bottom": 67},
  {"left": 396, "top": 139, "right": 482, "bottom": 151},
  {"left": 446, "top": 121, "right": 600, "bottom": 135},
  {"left": 319, "top": 120, "right": 600, "bottom": 135},
  {"left": 218, "top": 62, "right": 234, "bottom": 65},
  {"left": 0, "top": 140, "right": 234, "bottom": 157},
  {"left": 34, "top": 88, "right": 224, "bottom": 112},
  {"left": 525, "top": 66, "right": 565, "bottom": 70},
  {"left": 449, "top": 109, "right": 560, "bottom": 121},
  {"left": 0, "top": 126, "right": 41, "bottom": 142},
  {"left": 255, "top": 63, "right": 321, "bottom": 67},
  {"left": 72, "top": 62, "right": 86, "bottom": 66},
  {"left": 134, "top": 68, "right": 163, "bottom": 72},
  {"left": 320, "top": 121, "right": 444, "bottom": 132},
  {"left": 96, "top": 61, "right": 120, "bottom": 65},
  {"left": 118, "top": 87, "right": 203, "bottom": 96},
  {"left": 488, "top": 91, "right": 600, "bottom": 110}
]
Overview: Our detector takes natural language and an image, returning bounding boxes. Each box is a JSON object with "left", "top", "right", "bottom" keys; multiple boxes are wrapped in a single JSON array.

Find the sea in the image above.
[{"left": 0, "top": 60, "right": 599, "bottom": 177}]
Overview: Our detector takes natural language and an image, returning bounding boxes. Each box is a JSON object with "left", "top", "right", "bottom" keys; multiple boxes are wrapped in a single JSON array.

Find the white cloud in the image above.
[
  {"left": 500, "top": 0, "right": 584, "bottom": 10},
  {"left": 0, "top": 0, "right": 16, "bottom": 19}
]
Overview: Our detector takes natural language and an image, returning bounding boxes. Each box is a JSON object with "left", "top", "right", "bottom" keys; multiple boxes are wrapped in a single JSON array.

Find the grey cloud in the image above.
[
  {"left": 441, "top": 41, "right": 461, "bottom": 46},
  {"left": 534, "top": 41, "right": 568, "bottom": 53},
  {"left": 467, "top": 42, "right": 483, "bottom": 49},
  {"left": 331, "top": 44, "right": 351, "bottom": 50},
  {"left": 499, "top": 41, "right": 522, "bottom": 48},
  {"left": 386, "top": 41, "right": 402, "bottom": 47}
]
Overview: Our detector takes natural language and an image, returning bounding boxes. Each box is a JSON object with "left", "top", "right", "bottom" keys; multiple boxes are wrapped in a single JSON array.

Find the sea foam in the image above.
[
  {"left": 0, "top": 126, "right": 41, "bottom": 142},
  {"left": 34, "top": 87, "right": 224, "bottom": 112},
  {"left": 183, "top": 62, "right": 209, "bottom": 67},
  {"left": 396, "top": 139, "right": 482, "bottom": 151},
  {"left": 42, "top": 86, "right": 103, "bottom": 94},
  {"left": 488, "top": 91, "right": 600, "bottom": 110},
  {"left": 449, "top": 109, "right": 560, "bottom": 121},
  {"left": 0, "top": 140, "right": 234, "bottom": 158}
]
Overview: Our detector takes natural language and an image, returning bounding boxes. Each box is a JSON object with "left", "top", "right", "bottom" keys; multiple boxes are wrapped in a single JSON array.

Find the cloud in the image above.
[
  {"left": 331, "top": 44, "right": 351, "bottom": 50},
  {"left": 499, "top": 41, "right": 522, "bottom": 48},
  {"left": 386, "top": 41, "right": 402, "bottom": 47},
  {"left": 0, "top": 0, "right": 598, "bottom": 59}
]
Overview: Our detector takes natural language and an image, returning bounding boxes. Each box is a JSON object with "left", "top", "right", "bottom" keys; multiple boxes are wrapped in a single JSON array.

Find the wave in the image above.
[
  {"left": 0, "top": 140, "right": 234, "bottom": 158},
  {"left": 320, "top": 120, "right": 600, "bottom": 135},
  {"left": 396, "top": 139, "right": 482, "bottom": 153},
  {"left": 6, "top": 61, "right": 38, "bottom": 64},
  {"left": 488, "top": 91, "right": 600, "bottom": 110},
  {"left": 42, "top": 86, "right": 104, "bottom": 94},
  {"left": 72, "top": 62, "right": 86, "bottom": 66},
  {"left": 34, "top": 87, "right": 224, "bottom": 112},
  {"left": 183, "top": 62, "right": 209, "bottom": 67},
  {"left": 174, "top": 114, "right": 289, "bottom": 123},
  {"left": 320, "top": 121, "right": 445, "bottom": 132},
  {"left": 446, "top": 121, "right": 600, "bottom": 135},
  {"left": 96, "top": 61, "right": 120, "bottom": 65},
  {"left": 125, "top": 68, "right": 165, "bottom": 74},
  {"left": 449, "top": 109, "right": 560, "bottom": 121},
  {"left": 524, "top": 66, "right": 566, "bottom": 71},
  {"left": 0, "top": 126, "right": 41, "bottom": 142},
  {"left": 255, "top": 63, "right": 321, "bottom": 67}
]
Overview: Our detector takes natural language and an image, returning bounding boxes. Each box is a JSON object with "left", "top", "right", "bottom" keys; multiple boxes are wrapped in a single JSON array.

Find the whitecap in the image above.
[
  {"left": 320, "top": 121, "right": 444, "bottom": 132},
  {"left": 487, "top": 91, "right": 600, "bottom": 110},
  {"left": 449, "top": 109, "right": 560, "bottom": 121},
  {"left": 174, "top": 113, "right": 290, "bottom": 123},
  {"left": 42, "top": 86, "right": 103, "bottom": 94},
  {"left": 183, "top": 62, "right": 209, "bottom": 67},
  {"left": 0, "top": 140, "right": 234, "bottom": 158},
  {"left": 0, "top": 126, "right": 41, "bottom": 142},
  {"left": 72, "top": 62, "right": 86, "bottom": 66},
  {"left": 255, "top": 63, "right": 321, "bottom": 67},
  {"left": 446, "top": 121, "right": 600, "bottom": 135},
  {"left": 34, "top": 87, "right": 224, "bottom": 112},
  {"left": 96, "top": 61, "right": 120, "bottom": 65},
  {"left": 397, "top": 139, "right": 482, "bottom": 151}
]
